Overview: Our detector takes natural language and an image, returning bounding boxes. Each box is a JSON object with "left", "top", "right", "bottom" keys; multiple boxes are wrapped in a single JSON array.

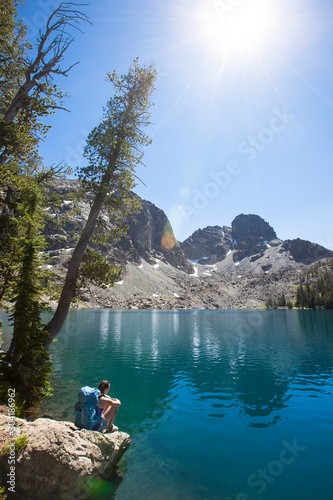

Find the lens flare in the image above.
[{"left": 161, "top": 220, "right": 176, "bottom": 251}]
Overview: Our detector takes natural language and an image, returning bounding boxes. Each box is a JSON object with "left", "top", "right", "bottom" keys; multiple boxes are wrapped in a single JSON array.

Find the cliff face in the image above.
[
  {"left": 231, "top": 214, "right": 278, "bottom": 262},
  {"left": 283, "top": 238, "right": 333, "bottom": 264},
  {"left": 118, "top": 198, "right": 193, "bottom": 273},
  {"left": 181, "top": 226, "right": 234, "bottom": 264},
  {"left": 43, "top": 179, "right": 193, "bottom": 274}
]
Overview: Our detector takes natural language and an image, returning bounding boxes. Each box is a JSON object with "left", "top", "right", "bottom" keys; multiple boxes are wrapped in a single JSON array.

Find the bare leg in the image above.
[{"left": 102, "top": 406, "right": 118, "bottom": 429}]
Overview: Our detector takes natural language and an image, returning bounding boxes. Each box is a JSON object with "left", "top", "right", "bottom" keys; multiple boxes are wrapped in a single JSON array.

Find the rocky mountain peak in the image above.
[
  {"left": 120, "top": 198, "right": 193, "bottom": 273},
  {"left": 283, "top": 238, "right": 333, "bottom": 264},
  {"left": 231, "top": 213, "right": 277, "bottom": 244},
  {"left": 181, "top": 214, "right": 279, "bottom": 264},
  {"left": 231, "top": 214, "right": 278, "bottom": 261},
  {"left": 181, "top": 225, "right": 233, "bottom": 264}
]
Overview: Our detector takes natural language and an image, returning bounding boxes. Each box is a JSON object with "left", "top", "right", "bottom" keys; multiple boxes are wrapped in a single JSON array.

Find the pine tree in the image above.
[
  {"left": 0, "top": 2, "right": 90, "bottom": 303},
  {"left": 45, "top": 59, "right": 156, "bottom": 347},
  {"left": 0, "top": 181, "right": 51, "bottom": 408},
  {"left": 296, "top": 284, "right": 304, "bottom": 308},
  {"left": 294, "top": 262, "right": 333, "bottom": 310},
  {"left": 1, "top": 4, "right": 156, "bottom": 410},
  {"left": 277, "top": 294, "right": 286, "bottom": 307},
  {"left": 265, "top": 297, "right": 275, "bottom": 308}
]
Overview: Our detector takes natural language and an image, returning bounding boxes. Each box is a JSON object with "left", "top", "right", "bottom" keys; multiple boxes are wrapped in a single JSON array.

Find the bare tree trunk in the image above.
[
  {"left": 44, "top": 161, "right": 118, "bottom": 348},
  {"left": 3, "top": 80, "right": 36, "bottom": 124},
  {"left": 0, "top": 3, "right": 90, "bottom": 164}
]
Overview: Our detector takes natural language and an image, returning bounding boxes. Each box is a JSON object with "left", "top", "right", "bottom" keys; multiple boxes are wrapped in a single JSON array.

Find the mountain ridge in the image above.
[{"left": 42, "top": 179, "right": 333, "bottom": 309}]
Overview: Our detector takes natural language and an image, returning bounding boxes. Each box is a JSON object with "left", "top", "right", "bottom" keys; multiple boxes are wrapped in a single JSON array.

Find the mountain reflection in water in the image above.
[{"left": 35, "top": 309, "right": 333, "bottom": 500}]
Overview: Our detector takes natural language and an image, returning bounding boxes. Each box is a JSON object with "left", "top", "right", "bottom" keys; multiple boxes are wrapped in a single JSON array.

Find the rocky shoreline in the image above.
[{"left": 0, "top": 409, "right": 130, "bottom": 500}]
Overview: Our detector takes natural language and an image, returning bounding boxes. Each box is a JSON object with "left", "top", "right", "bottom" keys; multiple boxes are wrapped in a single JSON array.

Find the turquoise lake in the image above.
[{"left": 4, "top": 309, "right": 333, "bottom": 499}]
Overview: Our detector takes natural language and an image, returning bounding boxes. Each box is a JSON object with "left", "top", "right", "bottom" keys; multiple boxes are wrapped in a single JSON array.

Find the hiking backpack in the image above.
[{"left": 74, "top": 386, "right": 101, "bottom": 430}]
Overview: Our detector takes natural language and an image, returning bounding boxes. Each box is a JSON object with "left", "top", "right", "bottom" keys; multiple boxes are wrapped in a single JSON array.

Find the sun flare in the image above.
[{"left": 198, "top": 0, "right": 280, "bottom": 58}]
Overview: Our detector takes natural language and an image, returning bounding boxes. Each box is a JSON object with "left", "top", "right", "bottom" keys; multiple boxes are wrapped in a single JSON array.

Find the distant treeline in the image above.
[
  {"left": 266, "top": 258, "right": 333, "bottom": 310},
  {"left": 295, "top": 258, "right": 333, "bottom": 309}
]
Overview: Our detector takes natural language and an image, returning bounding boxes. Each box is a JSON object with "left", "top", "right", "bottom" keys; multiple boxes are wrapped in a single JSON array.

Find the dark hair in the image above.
[{"left": 98, "top": 380, "right": 110, "bottom": 393}]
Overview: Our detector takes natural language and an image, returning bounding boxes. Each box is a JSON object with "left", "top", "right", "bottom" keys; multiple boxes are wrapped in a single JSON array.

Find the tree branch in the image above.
[{"left": 3, "top": 2, "right": 91, "bottom": 124}]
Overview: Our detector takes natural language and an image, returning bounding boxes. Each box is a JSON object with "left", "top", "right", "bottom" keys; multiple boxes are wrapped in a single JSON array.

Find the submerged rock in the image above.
[{"left": 0, "top": 414, "right": 131, "bottom": 500}]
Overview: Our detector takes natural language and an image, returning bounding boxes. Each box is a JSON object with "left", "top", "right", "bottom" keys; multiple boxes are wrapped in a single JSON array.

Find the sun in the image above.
[{"left": 198, "top": 0, "right": 280, "bottom": 58}]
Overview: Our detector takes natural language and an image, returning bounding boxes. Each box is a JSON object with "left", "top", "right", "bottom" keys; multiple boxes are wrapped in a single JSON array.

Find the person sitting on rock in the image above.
[{"left": 93, "top": 380, "right": 121, "bottom": 433}]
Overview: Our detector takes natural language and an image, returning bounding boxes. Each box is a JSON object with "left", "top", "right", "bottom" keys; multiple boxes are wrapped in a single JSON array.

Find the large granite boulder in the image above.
[{"left": 0, "top": 414, "right": 131, "bottom": 500}]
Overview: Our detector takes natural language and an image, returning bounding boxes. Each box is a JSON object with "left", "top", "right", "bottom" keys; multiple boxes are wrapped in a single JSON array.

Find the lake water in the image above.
[{"left": 4, "top": 309, "right": 333, "bottom": 499}]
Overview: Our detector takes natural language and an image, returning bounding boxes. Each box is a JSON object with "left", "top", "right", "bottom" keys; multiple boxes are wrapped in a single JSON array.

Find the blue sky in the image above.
[{"left": 19, "top": 0, "right": 333, "bottom": 248}]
